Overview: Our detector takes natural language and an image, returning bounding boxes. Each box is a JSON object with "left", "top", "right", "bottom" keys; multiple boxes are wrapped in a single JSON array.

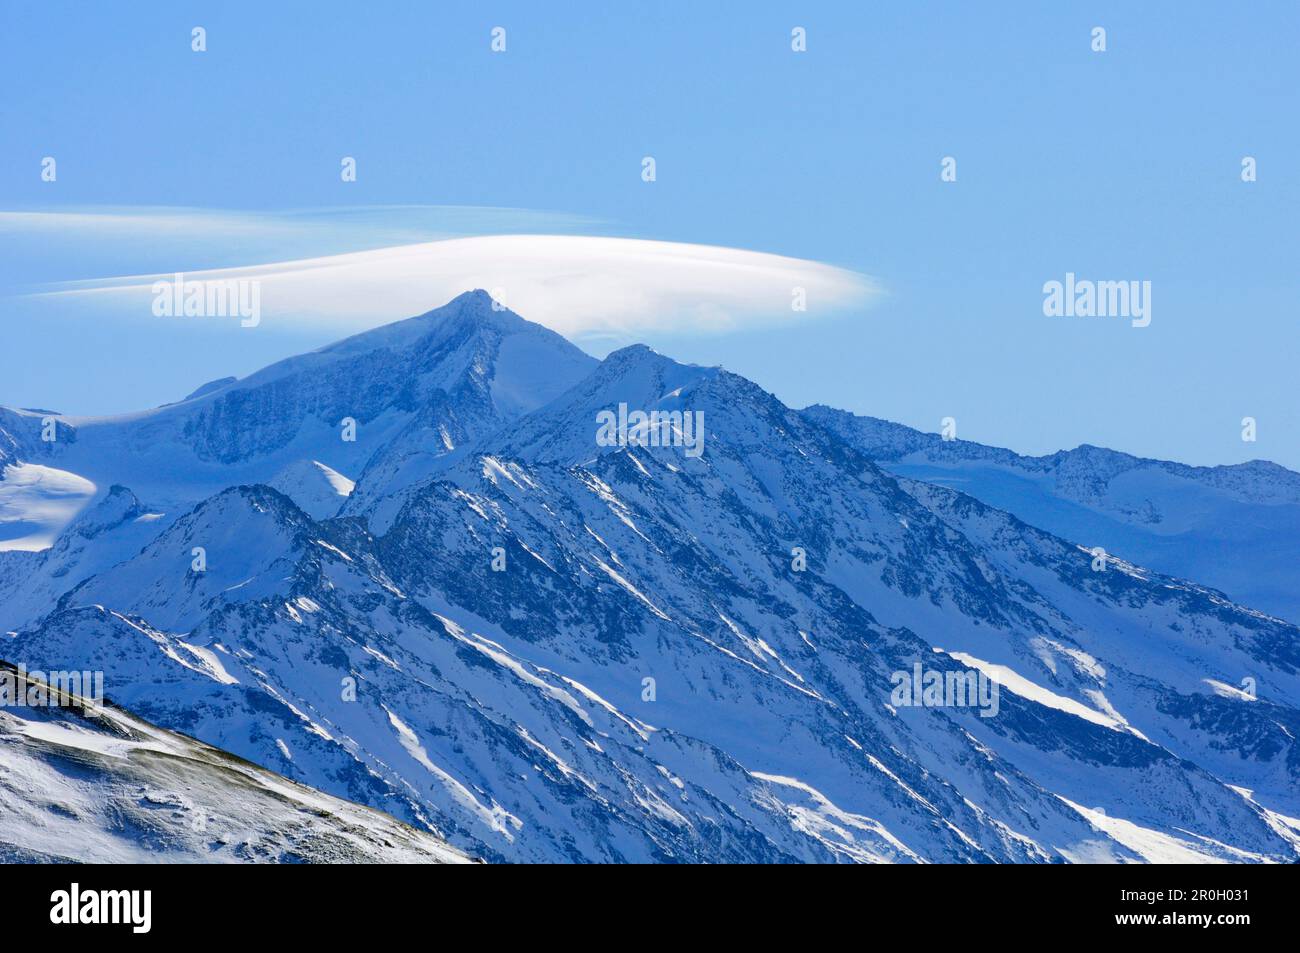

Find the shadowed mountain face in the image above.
[{"left": 2, "top": 294, "right": 1298, "bottom": 863}]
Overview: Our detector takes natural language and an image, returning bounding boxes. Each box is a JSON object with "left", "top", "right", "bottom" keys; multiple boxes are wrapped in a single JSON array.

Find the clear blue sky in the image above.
[{"left": 2, "top": 1, "right": 1297, "bottom": 468}]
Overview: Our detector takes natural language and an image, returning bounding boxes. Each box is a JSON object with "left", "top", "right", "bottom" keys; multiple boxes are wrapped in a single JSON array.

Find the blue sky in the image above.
[{"left": 2, "top": 1, "right": 1297, "bottom": 468}]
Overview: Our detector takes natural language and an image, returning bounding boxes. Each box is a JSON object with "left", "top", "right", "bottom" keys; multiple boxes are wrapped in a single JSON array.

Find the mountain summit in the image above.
[{"left": 0, "top": 291, "right": 597, "bottom": 548}]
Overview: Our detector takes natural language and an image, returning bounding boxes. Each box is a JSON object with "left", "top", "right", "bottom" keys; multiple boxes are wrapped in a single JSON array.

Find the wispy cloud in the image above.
[
  {"left": 27, "top": 225, "right": 877, "bottom": 339},
  {"left": 0, "top": 205, "right": 604, "bottom": 286}
]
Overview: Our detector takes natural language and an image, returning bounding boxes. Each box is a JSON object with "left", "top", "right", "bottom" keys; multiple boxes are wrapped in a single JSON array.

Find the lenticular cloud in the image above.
[{"left": 44, "top": 234, "right": 878, "bottom": 338}]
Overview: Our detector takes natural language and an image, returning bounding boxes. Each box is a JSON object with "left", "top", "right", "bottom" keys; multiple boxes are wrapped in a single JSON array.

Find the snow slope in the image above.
[
  {"left": 268, "top": 460, "right": 355, "bottom": 519},
  {"left": 0, "top": 463, "right": 97, "bottom": 552},
  {"left": 0, "top": 664, "right": 471, "bottom": 864}
]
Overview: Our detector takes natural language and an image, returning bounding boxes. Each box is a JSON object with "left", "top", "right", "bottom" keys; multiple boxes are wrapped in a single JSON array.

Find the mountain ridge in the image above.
[
  {"left": 801, "top": 404, "right": 1300, "bottom": 503},
  {"left": 803, "top": 404, "right": 1300, "bottom": 622}
]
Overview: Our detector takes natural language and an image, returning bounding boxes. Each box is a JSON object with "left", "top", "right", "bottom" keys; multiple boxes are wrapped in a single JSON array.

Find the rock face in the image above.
[{"left": 2, "top": 292, "right": 1299, "bottom": 863}]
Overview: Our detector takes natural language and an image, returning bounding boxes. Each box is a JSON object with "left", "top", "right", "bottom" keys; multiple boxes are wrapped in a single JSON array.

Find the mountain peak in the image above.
[
  {"left": 411, "top": 288, "right": 530, "bottom": 335},
  {"left": 594, "top": 342, "right": 717, "bottom": 384},
  {"left": 311, "top": 291, "right": 523, "bottom": 361},
  {"left": 447, "top": 287, "right": 500, "bottom": 311},
  {"left": 603, "top": 342, "right": 660, "bottom": 360}
]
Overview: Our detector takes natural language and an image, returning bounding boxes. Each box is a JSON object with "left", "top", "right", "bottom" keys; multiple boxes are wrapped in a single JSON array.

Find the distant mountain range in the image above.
[
  {"left": 2, "top": 291, "right": 1297, "bottom": 863},
  {"left": 802, "top": 407, "right": 1300, "bottom": 624}
]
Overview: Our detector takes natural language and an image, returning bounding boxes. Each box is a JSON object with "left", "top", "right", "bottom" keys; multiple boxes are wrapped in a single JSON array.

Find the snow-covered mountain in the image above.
[
  {"left": 2, "top": 292, "right": 1298, "bottom": 863},
  {"left": 803, "top": 406, "right": 1300, "bottom": 624},
  {"left": 0, "top": 291, "right": 595, "bottom": 553},
  {"left": 0, "top": 663, "right": 470, "bottom": 863}
]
